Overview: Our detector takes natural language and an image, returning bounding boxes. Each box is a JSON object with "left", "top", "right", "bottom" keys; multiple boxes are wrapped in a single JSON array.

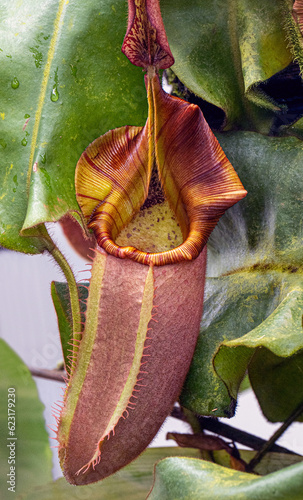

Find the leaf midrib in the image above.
[{"left": 26, "top": 0, "right": 68, "bottom": 194}]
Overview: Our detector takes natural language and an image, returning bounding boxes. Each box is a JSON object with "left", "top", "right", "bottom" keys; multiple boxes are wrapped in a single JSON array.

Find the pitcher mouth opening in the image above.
[
  {"left": 94, "top": 237, "right": 200, "bottom": 266},
  {"left": 89, "top": 228, "right": 200, "bottom": 266},
  {"left": 87, "top": 164, "right": 197, "bottom": 266}
]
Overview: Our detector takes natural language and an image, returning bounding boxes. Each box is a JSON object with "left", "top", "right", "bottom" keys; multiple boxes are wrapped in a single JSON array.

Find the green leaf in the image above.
[
  {"left": 19, "top": 447, "right": 200, "bottom": 500},
  {"left": 181, "top": 132, "right": 303, "bottom": 420},
  {"left": 0, "top": 0, "right": 147, "bottom": 253},
  {"left": 149, "top": 457, "right": 303, "bottom": 500},
  {"left": 161, "top": 0, "right": 292, "bottom": 128},
  {"left": 183, "top": 271, "right": 303, "bottom": 421},
  {"left": 211, "top": 132, "right": 303, "bottom": 270},
  {"left": 51, "top": 281, "right": 88, "bottom": 374},
  {"left": 285, "top": 115, "right": 303, "bottom": 140},
  {"left": 239, "top": 374, "right": 250, "bottom": 392},
  {"left": 0, "top": 339, "right": 52, "bottom": 499},
  {"left": 214, "top": 274, "right": 303, "bottom": 422}
]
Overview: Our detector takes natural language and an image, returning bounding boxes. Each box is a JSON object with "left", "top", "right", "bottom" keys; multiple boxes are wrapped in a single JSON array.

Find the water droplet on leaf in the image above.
[
  {"left": 40, "top": 153, "right": 46, "bottom": 164},
  {"left": 51, "top": 86, "right": 59, "bottom": 101},
  {"left": 11, "top": 77, "right": 19, "bottom": 89},
  {"left": 21, "top": 138, "right": 27, "bottom": 146},
  {"left": 51, "top": 68, "right": 59, "bottom": 101},
  {"left": 24, "top": 113, "right": 30, "bottom": 119}
]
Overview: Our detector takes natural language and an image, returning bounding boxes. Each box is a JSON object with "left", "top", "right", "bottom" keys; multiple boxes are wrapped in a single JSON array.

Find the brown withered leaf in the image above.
[
  {"left": 166, "top": 432, "right": 231, "bottom": 452},
  {"left": 167, "top": 432, "right": 248, "bottom": 472},
  {"left": 230, "top": 454, "right": 248, "bottom": 473},
  {"left": 59, "top": 214, "right": 96, "bottom": 260}
]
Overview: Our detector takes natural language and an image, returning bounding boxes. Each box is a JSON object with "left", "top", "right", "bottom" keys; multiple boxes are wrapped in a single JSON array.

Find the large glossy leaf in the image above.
[
  {"left": 183, "top": 271, "right": 303, "bottom": 420},
  {"left": 0, "top": 0, "right": 147, "bottom": 253},
  {"left": 215, "top": 275, "right": 303, "bottom": 422},
  {"left": 19, "top": 447, "right": 200, "bottom": 500},
  {"left": 161, "top": 0, "right": 292, "bottom": 128},
  {"left": 0, "top": 339, "right": 52, "bottom": 499},
  {"left": 216, "top": 133, "right": 303, "bottom": 270},
  {"left": 181, "top": 132, "right": 303, "bottom": 421},
  {"left": 148, "top": 457, "right": 303, "bottom": 500},
  {"left": 208, "top": 132, "right": 303, "bottom": 272}
]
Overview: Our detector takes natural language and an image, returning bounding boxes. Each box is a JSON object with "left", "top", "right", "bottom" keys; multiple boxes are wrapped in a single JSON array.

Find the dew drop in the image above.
[
  {"left": 11, "top": 77, "right": 19, "bottom": 89},
  {"left": 51, "top": 85, "right": 59, "bottom": 102},
  {"left": 24, "top": 113, "right": 30, "bottom": 119},
  {"left": 40, "top": 153, "right": 46, "bottom": 164},
  {"left": 21, "top": 138, "right": 27, "bottom": 146}
]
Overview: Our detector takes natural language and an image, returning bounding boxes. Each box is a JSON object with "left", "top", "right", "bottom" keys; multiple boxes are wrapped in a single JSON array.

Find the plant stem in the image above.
[
  {"left": 37, "top": 223, "right": 82, "bottom": 346},
  {"left": 181, "top": 407, "right": 214, "bottom": 462},
  {"left": 198, "top": 415, "right": 297, "bottom": 456},
  {"left": 171, "top": 408, "right": 297, "bottom": 455},
  {"left": 246, "top": 399, "right": 303, "bottom": 472},
  {"left": 29, "top": 367, "right": 66, "bottom": 382},
  {"left": 50, "top": 245, "right": 82, "bottom": 336}
]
